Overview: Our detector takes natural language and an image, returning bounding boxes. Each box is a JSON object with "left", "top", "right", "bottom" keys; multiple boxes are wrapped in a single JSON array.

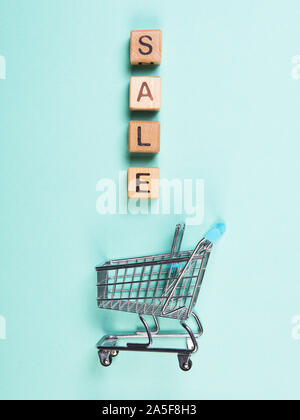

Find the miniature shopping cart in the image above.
[{"left": 96, "top": 223, "right": 225, "bottom": 371}]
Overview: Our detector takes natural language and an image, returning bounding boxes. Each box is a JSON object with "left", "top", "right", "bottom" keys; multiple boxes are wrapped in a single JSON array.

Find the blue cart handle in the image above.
[{"left": 204, "top": 223, "right": 226, "bottom": 243}]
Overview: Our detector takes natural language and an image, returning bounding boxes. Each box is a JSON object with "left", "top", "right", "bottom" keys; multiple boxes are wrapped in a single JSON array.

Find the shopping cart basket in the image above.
[{"left": 96, "top": 222, "right": 225, "bottom": 371}]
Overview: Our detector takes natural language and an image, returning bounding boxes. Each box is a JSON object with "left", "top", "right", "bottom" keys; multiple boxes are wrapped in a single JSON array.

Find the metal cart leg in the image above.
[
  {"left": 127, "top": 315, "right": 153, "bottom": 348},
  {"left": 97, "top": 312, "right": 203, "bottom": 371}
]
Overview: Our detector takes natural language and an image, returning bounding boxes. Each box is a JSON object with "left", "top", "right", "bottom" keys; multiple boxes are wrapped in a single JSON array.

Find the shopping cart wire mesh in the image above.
[{"left": 96, "top": 223, "right": 225, "bottom": 320}]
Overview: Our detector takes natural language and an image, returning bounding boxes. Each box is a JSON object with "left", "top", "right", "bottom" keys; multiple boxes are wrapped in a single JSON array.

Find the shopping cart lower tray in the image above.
[{"left": 96, "top": 223, "right": 225, "bottom": 371}]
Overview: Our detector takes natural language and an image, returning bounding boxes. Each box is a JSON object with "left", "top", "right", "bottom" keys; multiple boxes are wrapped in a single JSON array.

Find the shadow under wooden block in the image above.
[
  {"left": 129, "top": 121, "right": 160, "bottom": 153},
  {"left": 128, "top": 167, "right": 159, "bottom": 199},
  {"left": 130, "top": 30, "right": 162, "bottom": 65},
  {"left": 130, "top": 77, "right": 161, "bottom": 111}
]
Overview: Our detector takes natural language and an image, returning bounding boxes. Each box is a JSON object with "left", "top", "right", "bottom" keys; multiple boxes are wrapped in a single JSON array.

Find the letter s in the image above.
[{"left": 139, "top": 36, "right": 153, "bottom": 55}]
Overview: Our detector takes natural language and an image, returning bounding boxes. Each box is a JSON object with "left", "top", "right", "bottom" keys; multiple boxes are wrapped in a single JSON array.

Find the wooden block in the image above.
[
  {"left": 128, "top": 167, "right": 159, "bottom": 199},
  {"left": 129, "top": 121, "right": 160, "bottom": 153},
  {"left": 130, "top": 30, "right": 162, "bottom": 65},
  {"left": 130, "top": 77, "right": 161, "bottom": 111}
]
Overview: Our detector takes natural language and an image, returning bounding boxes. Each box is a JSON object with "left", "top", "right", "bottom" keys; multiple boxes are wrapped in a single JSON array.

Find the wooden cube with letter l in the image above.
[
  {"left": 128, "top": 167, "right": 159, "bottom": 199},
  {"left": 130, "top": 30, "right": 162, "bottom": 65},
  {"left": 129, "top": 121, "right": 160, "bottom": 153},
  {"left": 130, "top": 77, "right": 161, "bottom": 111}
]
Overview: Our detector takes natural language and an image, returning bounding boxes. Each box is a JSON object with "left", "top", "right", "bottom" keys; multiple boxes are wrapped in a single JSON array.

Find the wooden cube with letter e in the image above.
[
  {"left": 130, "top": 77, "right": 161, "bottom": 111},
  {"left": 129, "top": 121, "right": 160, "bottom": 153},
  {"left": 128, "top": 167, "right": 159, "bottom": 199},
  {"left": 130, "top": 30, "right": 162, "bottom": 65}
]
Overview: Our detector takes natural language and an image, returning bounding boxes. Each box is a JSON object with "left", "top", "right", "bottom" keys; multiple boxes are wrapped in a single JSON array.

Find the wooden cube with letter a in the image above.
[
  {"left": 129, "top": 121, "right": 160, "bottom": 153},
  {"left": 130, "top": 77, "right": 161, "bottom": 111},
  {"left": 128, "top": 167, "right": 159, "bottom": 199},
  {"left": 130, "top": 30, "right": 162, "bottom": 65}
]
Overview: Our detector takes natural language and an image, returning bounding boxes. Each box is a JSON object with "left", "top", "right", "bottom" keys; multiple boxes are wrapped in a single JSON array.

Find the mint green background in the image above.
[{"left": 1, "top": 0, "right": 300, "bottom": 400}]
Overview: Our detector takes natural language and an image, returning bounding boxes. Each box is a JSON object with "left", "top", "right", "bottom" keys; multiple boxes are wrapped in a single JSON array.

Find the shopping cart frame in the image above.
[{"left": 96, "top": 223, "right": 225, "bottom": 371}]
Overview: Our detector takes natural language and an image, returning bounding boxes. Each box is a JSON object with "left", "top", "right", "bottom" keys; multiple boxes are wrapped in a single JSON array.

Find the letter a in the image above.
[{"left": 137, "top": 82, "right": 153, "bottom": 102}]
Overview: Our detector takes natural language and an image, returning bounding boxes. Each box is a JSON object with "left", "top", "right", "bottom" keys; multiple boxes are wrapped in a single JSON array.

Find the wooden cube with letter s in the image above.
[
  {"left": 128, "top": 167, "right": 159, "bottom": 199},
  {"left": 130, "top": 30, "right": 162, "bottom": 65}
]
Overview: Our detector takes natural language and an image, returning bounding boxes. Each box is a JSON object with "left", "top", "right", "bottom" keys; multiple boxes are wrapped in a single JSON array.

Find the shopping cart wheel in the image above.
[
  {"left": 178, "top": 354, "right": 192, "bottom": 371},
  {"left": 98, "top": 350, "right": 112, "bottom": 367}
]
